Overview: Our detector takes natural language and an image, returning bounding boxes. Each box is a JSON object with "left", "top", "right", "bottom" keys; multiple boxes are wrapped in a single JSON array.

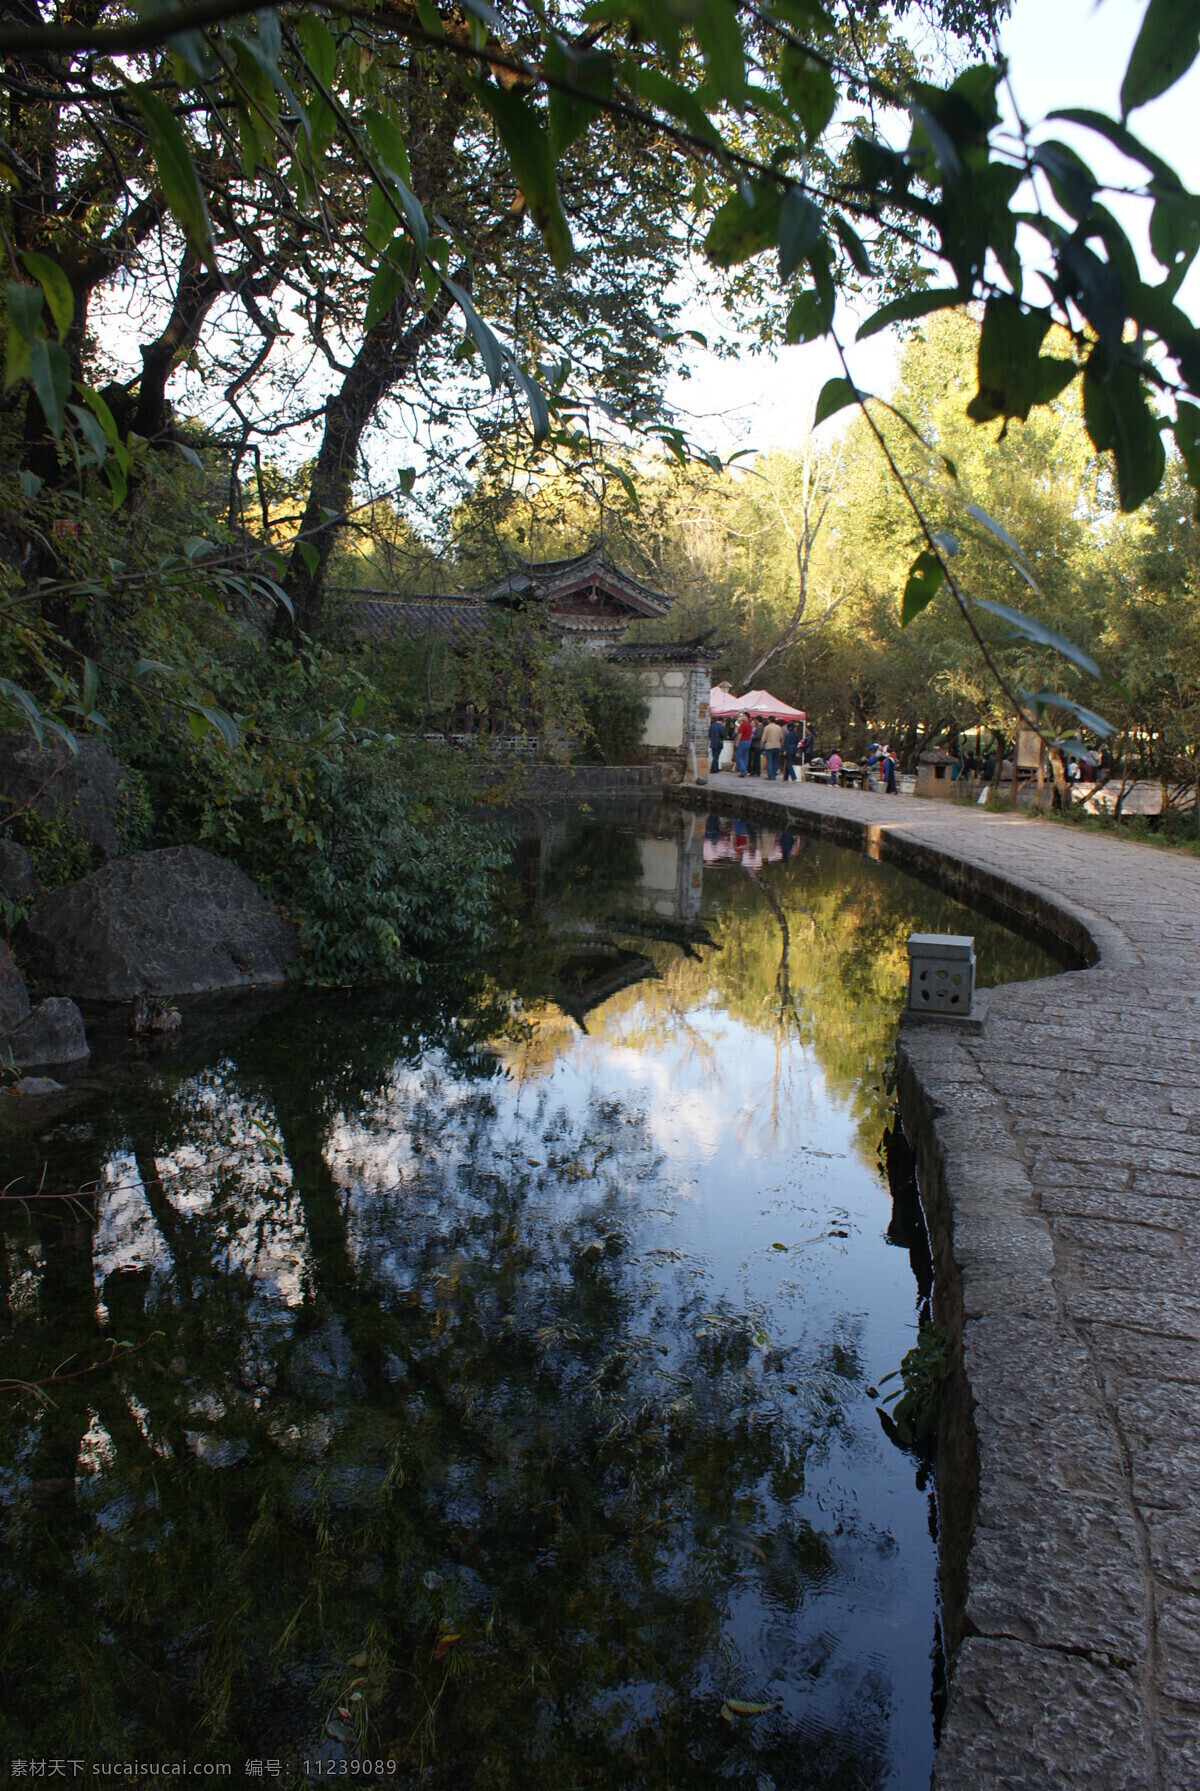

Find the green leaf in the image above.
[
  {"left": 705, "top": 184, "right": 782, "bottom": 268},
  {"left": 6, "top": 280, "right": 44, "bottom": 347},
  {"left": 766, "top": 0, "right": 835, "bottom": 35},
  {"left": 962, "top": 502, "right": 1042, "bottom": 598},
  {"left": 78, "top": 382, "right": 120, "bottom": 447},
  {"left": 784, "top": 286, "right": 831, "bottom": 344},
  {"left": 725, "top": 1699, "right": 779, "bottom": 1716},
  {"left": 444, "top": 278, "right": 505, "bottom": 390},
  {"left": 633, "top": 67, "right": 721, "bottom": 146},
  {"left": 1019, "top": 688, "right": 1114, "bottom": 738},
  {"left": 973, "top": 598, "right": 1101, "bottom": 680},
  {"left": 545, "top": 35, "right": 613, "bottom": 153},
  {"left": 27, "top": 336, "right": 71, "bottom": 437},
  {"left": 188, "top": 702, "right": 240, "bottom": 749},
  {"left": 20, "top": 251, "right": 73, "bottom": 340},
  {"left": 364, "top": 107, "right": 413, "bottom": 188},
  {"left": 66, "top": 402, "right": 108, "bottom": 462},
  {"left": 295, "top": 13, "right": 336, "bottom": 87},
  {"left": 856, "top": 285, "right": 957, "bottom": 341},
  {"left": 18, "top": 469, "right": 41, "bottom": 499},
  {"left": 693, "top": 0, "right": 746, "bottom": 101},
  {"left": 779, "top": 44, "right": 836, "bottom": 142},
  {"left": 813, "top": 375, "right": 861, "bottom": 427},
  {"left": 832, "top": 212, "right": 871, "bottom": 276},
  {"left": 80, "top": 657, "right": 100, "bottom": 716},
  {"left": 363, "top": 110, "right": 428, "bottom": 257},
  {"left": 1173, "top": 399, "right": 1200, "bottom": 515},
  {"left": 130, "top": 83, "right": 215, "bottom": 269},
  {"left": 474, "top": 82, "right": 573, "bottom": 269},
  {"left": 507, "top": 353, "right": 551, "bottom": 445},
  {"left": 908, "top": 103, "right": 961, "bottom": 183},
  {"left": 777, "top": 187, "right": 821, "bottom": 282},
  {"left": 297, "top": 541, "right": 319, "bottom": 576},
  {"left": 901, "top": 550, "right": 943, "bottom": 625},
  {"left": 1121, "top": 0, "right": 1200, "bottom": 115},
  {"left": 1032, "top": 140, "right": 1096, "bottom": 220},
  {"left": 1047, "top": 108, "right": 1178, "bottom": 186},
  {"left": 965, "top": 295, "right": 1076, "bottom": 424},
  {"left": 1149, "top": 190, "right": 1200, "bottom": 291},
  {"left": 106, "top": 457, "right": 128, "bottom": 510},
  {"left": 231, "top": 37, "right": 279, "bottom": 172},
  {"left": 364, "top": 247, "right": 406, "bottom": 331},
  {"left": 1081, "top": 351, "right": 1166, "bottom": 512}
]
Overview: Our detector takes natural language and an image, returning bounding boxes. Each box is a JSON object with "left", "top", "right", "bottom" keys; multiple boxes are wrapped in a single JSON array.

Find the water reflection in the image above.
[{"left": 1, "top": 809, "right": 1063, "bottom": 1786}]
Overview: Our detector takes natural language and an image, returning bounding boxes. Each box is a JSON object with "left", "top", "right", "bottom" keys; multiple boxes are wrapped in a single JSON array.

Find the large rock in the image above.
[
  {"left": 0, "top": 938, "right": 30, "bottom": 1030},
  {"left": 27, "top": 846, "right": 299, "bottom": 999},
  {"left": 0, "top": 731, "right": 124, "bottom": 860},
  {"left": 7, "top": 996, "right": 89, "bottom": 1068},
  {"left": 0, "top": 838, "right": 37, "bottom": 901}
]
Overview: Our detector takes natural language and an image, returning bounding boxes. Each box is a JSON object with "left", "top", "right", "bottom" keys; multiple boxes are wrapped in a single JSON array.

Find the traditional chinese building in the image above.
[{"left": 349, "top": 546, "right": 717, "bottom": 774}]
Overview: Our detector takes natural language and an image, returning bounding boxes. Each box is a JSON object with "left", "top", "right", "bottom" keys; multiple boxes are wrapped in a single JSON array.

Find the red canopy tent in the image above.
[{"left": 709, "top": 686, "right": 805, "bottom": 722}]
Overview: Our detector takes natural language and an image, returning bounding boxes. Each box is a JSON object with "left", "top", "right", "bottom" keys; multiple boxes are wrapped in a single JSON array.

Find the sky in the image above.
[{"left": 663, "top": 0, "right": 1200, "bottom": 460}]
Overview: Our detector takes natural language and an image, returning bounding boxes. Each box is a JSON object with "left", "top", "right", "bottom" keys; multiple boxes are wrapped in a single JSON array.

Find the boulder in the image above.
[
  {"left": 7, "top": 996, "right": 89, "bottom": 1068},
  {"left": 1, "top": 1076, "right": 65, "bottom": 1098},
  {"left": 0, "top": 837, "right": 37, "bottom": 901},
  {"left": 0, "top": 938, "right": 30, "bottom": 1031},
  {"left": 27, "top": 845, "right": 299, "bottom": 999},
  {"left": 0, "top": 731, "right": 124, "bottom": 860}
]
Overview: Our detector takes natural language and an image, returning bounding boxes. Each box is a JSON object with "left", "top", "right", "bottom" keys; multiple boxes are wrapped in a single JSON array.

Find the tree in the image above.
[{"left": 2, "top": 0, "right": 1199, "bottom": 761}]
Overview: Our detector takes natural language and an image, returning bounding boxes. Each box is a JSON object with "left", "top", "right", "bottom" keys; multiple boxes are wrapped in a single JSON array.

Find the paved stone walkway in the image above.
[{"left": 674, "top": 773, "right": 1200, "bottom": 1791}]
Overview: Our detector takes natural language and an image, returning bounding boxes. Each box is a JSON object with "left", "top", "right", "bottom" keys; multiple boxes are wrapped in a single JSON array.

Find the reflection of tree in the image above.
[
  {"left": 1, "top": 991, "right": 890, "bottom": 1788},
  {"left": 658, "top": 826, "right": 1062, "bottom": 1155}
]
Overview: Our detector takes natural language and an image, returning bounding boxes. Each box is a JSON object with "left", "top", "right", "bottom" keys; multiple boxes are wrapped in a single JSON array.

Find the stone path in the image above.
[{"left": 673, "top": 773, "right": 1200, "bottom": 1791}]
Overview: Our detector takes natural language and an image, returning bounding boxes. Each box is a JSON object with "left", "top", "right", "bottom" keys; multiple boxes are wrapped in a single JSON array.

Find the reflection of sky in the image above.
[
  {"left": 73, "top": 821, "right": 953, "bottom": 1786},
  {"left": 315, "top": 969, "right": 937, "bottom": 1787},
  {"left": 502, "top": 990, "right": 936, "bottom": 1785}
]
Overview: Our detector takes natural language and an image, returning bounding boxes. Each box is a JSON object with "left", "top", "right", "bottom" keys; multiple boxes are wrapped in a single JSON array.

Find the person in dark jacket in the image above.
[
  {"left": 883, "top": 745, "right": 898, "bottom": 794},
  {"left": 748, "top": 720, "right": 764, "bottom": 778},
  {"left": 708, "top": 713, "right": 727, "bottom": 774},
  {"left": 783, "top": 721, "right": 800, "bottom": 781}
]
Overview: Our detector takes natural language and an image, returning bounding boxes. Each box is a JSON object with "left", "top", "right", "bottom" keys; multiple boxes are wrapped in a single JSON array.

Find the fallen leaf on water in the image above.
[
  {"left": 725, "top": 1698, "right": 779, "bottom": 1715},
  {"left": 771, "top": 1241, "right": 788, "bottom": 1251},
  {"left": 728, "top": 1528, "right": 767, "bottom": 1562}
]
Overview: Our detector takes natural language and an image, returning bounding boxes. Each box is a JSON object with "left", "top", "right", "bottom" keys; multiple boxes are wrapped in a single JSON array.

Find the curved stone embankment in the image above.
[{"left": 668, "top": 773, "right": 1200, "bottom": 1791}]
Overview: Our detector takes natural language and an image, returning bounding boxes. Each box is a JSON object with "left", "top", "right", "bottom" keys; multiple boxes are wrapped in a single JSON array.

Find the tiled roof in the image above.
[
  {"left": 608, "top": 632, "right": 723, "bottom": 662},
  {"left": 470, "top": 546, "right": 675, "bottom": 616},
  {"left": 351, "top": 599, "right": 492, "bottom": 645}
]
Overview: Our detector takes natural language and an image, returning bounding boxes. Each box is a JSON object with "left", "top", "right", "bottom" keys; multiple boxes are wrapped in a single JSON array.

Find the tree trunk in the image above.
[
  {"left": 280, "top": 278, "right": 461, "bottom": 640},
  {"left": 134, "top": 253, "right": 222, "bottom": 441}
]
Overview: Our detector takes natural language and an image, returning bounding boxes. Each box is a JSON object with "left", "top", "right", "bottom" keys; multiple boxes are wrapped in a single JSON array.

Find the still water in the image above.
[{"left": 1, "top": 806, "right": 1064, "bottom": 1788}]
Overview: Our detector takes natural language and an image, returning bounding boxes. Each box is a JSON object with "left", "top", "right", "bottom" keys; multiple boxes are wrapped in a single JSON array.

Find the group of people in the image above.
[
  {"left": 709, "top": 713, "right": 901, "bottom": 793},
  {"left": 709, "top": 712, "right": 814, "bottom": 782}
]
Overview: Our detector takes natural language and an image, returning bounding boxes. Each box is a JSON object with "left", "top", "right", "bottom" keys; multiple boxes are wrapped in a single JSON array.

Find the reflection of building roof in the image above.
[{"left": 551, "top": 945, "right": 658, "bottom": 1029}]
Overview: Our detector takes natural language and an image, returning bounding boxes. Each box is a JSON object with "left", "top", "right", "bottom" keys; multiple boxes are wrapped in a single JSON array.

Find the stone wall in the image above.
[
  {"left": 513, "top": 763, "right": 678, "bottom": 802},
  {"left": 630, "top": 660, "right": 712, "bottom": 774}
]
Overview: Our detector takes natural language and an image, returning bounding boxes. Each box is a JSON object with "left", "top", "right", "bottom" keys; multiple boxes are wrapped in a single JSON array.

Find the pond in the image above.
[{"left": 0, "top": 804, "right": 1066, "bottom": 1788}]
